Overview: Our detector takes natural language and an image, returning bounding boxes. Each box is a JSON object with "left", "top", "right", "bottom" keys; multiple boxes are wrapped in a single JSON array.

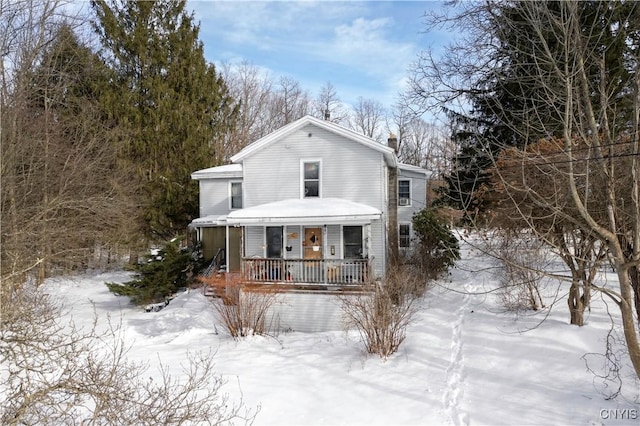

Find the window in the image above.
[
  {"left": 399, "top": 224, "right": 411, "bottom": 248},
  {"left": 303, "top": 161, "right": 320, "bottom": 197},
  {"left": 266, "top": 226, "right": 282, "bottom": 258},
  {"left": 398, "top": 180, "right": 411, "bottom": 206},
  {"left": 343, "top": 226, "right": 363, "bottom": 259},
  {"left": 230, "top": 182, "right": 242, "bottom": 209}
]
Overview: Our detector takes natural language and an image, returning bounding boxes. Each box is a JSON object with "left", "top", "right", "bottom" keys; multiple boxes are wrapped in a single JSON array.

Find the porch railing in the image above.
[
  {"left": 241, "top": 258, "right": 370, "bottom": 285},
  {"left": 201, "top": 248, "right": 225, "bottom": 278}
]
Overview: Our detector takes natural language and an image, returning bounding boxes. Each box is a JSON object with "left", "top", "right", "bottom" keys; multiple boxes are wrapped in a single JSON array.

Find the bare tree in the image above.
[
  {"left": 220, "top": 60, "right": 273, "bottom": 159},
  {"left": 1, "top": 5, "right": 138, "bottom": 288},
  {"left": 268, "top": 75, "right": 310, "bottom": 129},
  {"left": 409, "top": 0, "right": 640, "bottom": 379},
  {"left": 483, "top": 140, "right": 610, "bottom": 325},
  {"left": 350, "top": 96, "right": 386, "bottom": 141},
  {"left": 390, "top": 106, "right": 452, "bottom": 173},
  {"left": 311, "top": 81, "right": 348, "bottom": 124}
]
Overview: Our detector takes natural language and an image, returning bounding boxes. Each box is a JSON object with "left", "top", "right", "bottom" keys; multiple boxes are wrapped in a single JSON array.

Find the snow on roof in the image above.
[
  {"left": 227, "top": 198, "right": 382, "bottom": 225},
  {"left": 191, "top": 164, "right": 242, "bottom": 180},
  {"left": 189, "top": 215, "right": 228, "bottom": 227},
  {"left": 398, "top": 163, "right": 431, "bottom": 176}
]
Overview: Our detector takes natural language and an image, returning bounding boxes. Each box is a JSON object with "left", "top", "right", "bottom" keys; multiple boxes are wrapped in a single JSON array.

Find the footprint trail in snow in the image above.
[{"left": 443, "top": 283, "right": 474, "bottom": 426}]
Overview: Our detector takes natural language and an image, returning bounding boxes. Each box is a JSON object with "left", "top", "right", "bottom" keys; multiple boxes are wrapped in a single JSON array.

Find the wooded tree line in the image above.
[
  {"left": 407, "top": 0, "right": 640, "bottom": 381},
  {"left": 0, "top": 0, "right": 448, "bottom": 288}
]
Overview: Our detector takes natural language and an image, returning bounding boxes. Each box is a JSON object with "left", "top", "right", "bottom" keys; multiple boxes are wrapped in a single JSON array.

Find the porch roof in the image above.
[
  {"left": 226, "top": 198, "right": 381, "bottom": 225},
  {"left": 189, "top": 215, "right": 228, "bottom": 227}
]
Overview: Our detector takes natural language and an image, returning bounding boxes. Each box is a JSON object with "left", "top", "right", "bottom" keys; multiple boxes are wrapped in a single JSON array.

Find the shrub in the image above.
[
  {"left": 213, "top": 278, "right": 279, "bottom": 339},
  {"left": 340, "top": 267, "right": 424, "bottom": 359},
  {"left": 106, "top": 239, "right": 202, "bottom": 305},
  {"left": 0, "top": 282, "right": 256, "bottom": 424},
  {"left": 411, "top": 207, "right": 461, "bottom": 280},
  {"left": 496, "top": 233, "right": 548, "bottom": 311}
]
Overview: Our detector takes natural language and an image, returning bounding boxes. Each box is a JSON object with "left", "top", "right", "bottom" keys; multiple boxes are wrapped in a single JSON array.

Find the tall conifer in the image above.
[{"left": 91, "top": 0, "right": 237, "bottom": 240}]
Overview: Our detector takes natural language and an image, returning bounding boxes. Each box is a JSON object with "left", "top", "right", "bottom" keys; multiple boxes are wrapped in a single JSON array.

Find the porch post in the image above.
[
  {"left": 283, "top": 225, "right": 288, "bottom": 260},
  {"left": 323, "top": 225, "right": 327, "bottom": 284},
  {"left": 240, "top": 227, "right": 245, "bottom": 279},
  {"left": 225, "top": 225, "right": 230, "bottom": 271}
]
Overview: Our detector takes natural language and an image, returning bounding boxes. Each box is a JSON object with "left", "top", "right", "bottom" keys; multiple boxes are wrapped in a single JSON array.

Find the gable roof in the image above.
[{"left": 230, "top": 115, "right": 397, "bottom": 167}]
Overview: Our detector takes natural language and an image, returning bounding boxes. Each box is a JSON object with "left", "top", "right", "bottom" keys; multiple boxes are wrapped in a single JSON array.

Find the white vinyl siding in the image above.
[
  {"left": 241, "top": 124, "right": 385, "bottom": 209},
  {"left": 285, "top": 225, "right": 302, "bottom": 258},
  {"left": 370, "top": 219, "right": 385, "bottom": 277},
  {"left": 326, "top": 225, "right": 340, "bottom": 259},
  {"left": 398, "top": 168, "right": 428, "bottom": 226},
  {"left": 245, "top": 226, "right": 263, "bottom": 257},
  {"left": 199, "top": 179, "right": 238, "bottom": 216}
]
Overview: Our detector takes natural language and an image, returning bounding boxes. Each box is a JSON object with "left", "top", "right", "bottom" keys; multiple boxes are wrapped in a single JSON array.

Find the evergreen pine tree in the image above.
[
  {"left": 91, "top": 0, "right": 238, "bottom": 240},
  {"left": 107, "top": 239, "right": 198, "bottom": 305}
]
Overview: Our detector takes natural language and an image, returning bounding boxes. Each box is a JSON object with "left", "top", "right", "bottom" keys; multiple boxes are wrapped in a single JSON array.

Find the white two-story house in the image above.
[{"left": 190, "top": 115, "right": 430, "bottom": 331}]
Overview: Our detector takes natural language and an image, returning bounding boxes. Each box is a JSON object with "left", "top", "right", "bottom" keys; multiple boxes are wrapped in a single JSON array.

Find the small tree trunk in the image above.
[
  {"left": 128, "top": 251, "right": 139, "bottom": 266},
  {"left": 568, "top": 280, "right": 585, "bottom": 326},
  {"left": 628, "top": 266, "right": 640, "bottom": 327},
  {"left": 617, "top": 267, "right": 640, "bottom": 379}
]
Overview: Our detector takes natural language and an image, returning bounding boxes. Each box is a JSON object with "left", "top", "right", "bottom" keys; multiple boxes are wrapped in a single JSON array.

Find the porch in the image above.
[{"left": 241, "top": 257, "right": 370, "bottom": 286}]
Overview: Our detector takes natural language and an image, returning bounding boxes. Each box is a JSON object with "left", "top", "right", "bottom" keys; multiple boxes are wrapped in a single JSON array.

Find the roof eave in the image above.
[{"left": 226, "top": 214, "right": 381, "bottom": 226}]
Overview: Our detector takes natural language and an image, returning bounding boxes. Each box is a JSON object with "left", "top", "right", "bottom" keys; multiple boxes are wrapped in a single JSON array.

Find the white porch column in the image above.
[
  {"left": 225, "top": 225, "right": 230, "bottom": 271},
  {"left": 323, "top": 225, "right": 328, "bottom": 284}
]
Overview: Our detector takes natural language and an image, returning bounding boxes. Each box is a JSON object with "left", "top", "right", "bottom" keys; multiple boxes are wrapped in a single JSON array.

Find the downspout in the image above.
[{"left": 387, "top": 134, "right": 399, "bottom": 269}]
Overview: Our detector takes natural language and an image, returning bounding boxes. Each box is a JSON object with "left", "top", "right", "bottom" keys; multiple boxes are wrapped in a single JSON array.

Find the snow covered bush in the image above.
[{"left": 0, "top": 282, "right": 255, "bottom": 424}]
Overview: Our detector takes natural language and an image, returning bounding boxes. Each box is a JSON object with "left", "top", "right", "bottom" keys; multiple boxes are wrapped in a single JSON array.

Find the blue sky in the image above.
[{"left": 187, "top": 1, "right": 449, "bottom": 110}]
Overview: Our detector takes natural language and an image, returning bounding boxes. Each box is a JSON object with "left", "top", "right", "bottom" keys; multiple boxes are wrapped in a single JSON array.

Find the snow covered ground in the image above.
[{"left": 45, "top": 236, "right": 639, "bottom": 425}]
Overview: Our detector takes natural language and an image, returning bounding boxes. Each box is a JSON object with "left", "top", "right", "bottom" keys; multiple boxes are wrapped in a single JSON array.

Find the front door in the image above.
[
  {"left": 303, "top": 227, "right": 323, "bottom": 283},
  {"left": 303, "top": 227, "right": 323, "bottom": 259}
]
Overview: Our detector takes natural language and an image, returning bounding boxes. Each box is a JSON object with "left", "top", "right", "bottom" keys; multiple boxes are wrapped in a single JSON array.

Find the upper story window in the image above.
[
  {"left": 230, "top": 181, "right": 242, "bottom": 209},
  {"left": 302, "top": 160, "right": 321, "bottom": 198},
  {"left": 398, "top": 179, "right": 411, "bottom": 206}
]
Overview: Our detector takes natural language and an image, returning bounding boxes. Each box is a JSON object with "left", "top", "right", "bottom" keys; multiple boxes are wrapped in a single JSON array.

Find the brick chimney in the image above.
[{"left": 387, "top": 133, "right": 399, "bottom": 268}]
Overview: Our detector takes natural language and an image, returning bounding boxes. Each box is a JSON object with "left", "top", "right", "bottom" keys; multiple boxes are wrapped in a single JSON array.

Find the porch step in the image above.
[{"left": 197, "top": 272, "right": 241, "bottom": 298}]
